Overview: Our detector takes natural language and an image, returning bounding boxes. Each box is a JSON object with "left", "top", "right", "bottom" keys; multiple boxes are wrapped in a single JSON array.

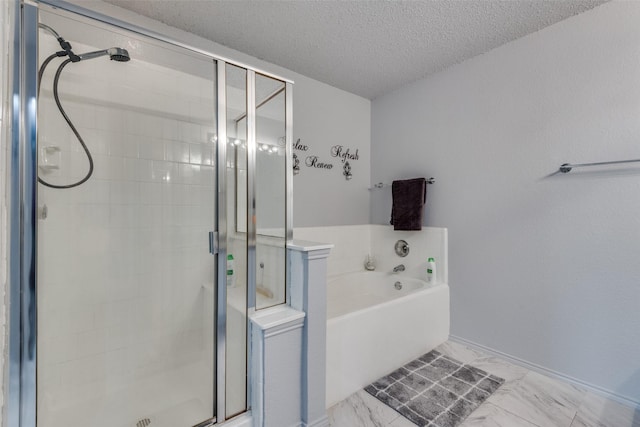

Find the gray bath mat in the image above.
[{"left": 365, "top": 350, "right": 504, "bottom": 427}]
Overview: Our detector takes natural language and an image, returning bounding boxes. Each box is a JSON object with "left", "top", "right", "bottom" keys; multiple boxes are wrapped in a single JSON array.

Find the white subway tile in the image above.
[
  {"left": 137, "top": 159, "right": 154, "bottom": 182},
  {"left": 162, "top": 118, "right": 179, "bottom": 140},
  {"left": 40, "top": 335, "right": 79, "bottom": 365},
  {"left": 121, "top": 133, "right": 139, "bottom": 158},
  {"left": 166, "top": 140, "right": 190, "bottom": 163},
  {"left": 138, "top": 136, "right": 164, "bottom": 160},
  {"left": 189, "top": 143, "right": 202, "bottom": 164},
  {"left": 108, "top": 133, "right": 127, "bottom": 158},
  {"left": 139, "top": 182, "right": 163, "bottom": 205},
  {"left": 107, "top": 156, "right": 124, "bottom": 179},
  {"left": 122, "top": 157, "right": 138, "bottom": 181},
  {"left": 177, "top": 121, "right": 193, "bottom": 143},
  {"left": 77, "top": 328, "right": 108, "bottom": 358},
  {"left": 69, "top": 150, "right": 91, "bottom": 180}
]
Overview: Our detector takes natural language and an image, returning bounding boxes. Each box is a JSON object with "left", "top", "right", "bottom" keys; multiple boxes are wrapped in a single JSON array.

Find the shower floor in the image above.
[{"left": 42, "top": 361, "right": 213, "bottom": 427}]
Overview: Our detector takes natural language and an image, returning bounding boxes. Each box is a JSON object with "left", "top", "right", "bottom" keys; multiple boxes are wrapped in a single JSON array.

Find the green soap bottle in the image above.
[
  {"left": 427, "top": 257, "right": 436, "bottom": 283},
  {"left": 227, "top": 254, "right": 235, "bottom": 287}
]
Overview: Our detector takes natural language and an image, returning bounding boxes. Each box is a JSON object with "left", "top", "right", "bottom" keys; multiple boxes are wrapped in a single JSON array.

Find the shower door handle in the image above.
[{"left": 209, "top": 231, "right": 219, "bottom": 255}]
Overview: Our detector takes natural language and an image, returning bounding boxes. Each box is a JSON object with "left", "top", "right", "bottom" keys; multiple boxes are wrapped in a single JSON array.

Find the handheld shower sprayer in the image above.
[
  {"left": 37, "top": 24, "right": 131, "bottom": 189},
  {"left": 78, "top": 47, "right": 131, "bottom": 62}
]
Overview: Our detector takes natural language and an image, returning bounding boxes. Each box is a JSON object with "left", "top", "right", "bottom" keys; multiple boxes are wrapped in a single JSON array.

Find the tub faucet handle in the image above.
[{"left": 395, "top": 240, "right": 410, "bottom": 257}]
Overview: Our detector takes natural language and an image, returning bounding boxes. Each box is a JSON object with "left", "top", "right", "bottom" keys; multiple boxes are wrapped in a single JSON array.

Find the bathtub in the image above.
[{"left": 326, "top": 271, "right": 450, "bottom": 407}]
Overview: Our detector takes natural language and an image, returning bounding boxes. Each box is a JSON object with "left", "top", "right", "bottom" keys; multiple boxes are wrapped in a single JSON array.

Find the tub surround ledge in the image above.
[{"left": 287, "top": 240, "right": 335, "bottom": 253}]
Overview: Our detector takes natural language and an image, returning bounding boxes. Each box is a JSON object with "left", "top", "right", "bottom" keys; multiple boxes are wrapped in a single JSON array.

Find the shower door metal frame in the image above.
[
  {"left": 7, "top": 0, "right": 294, "bottom": 426},
  {"left": 215, "top": 59, "right": 228, "bottom": 423},
  {"left": 7, "top": 1, "right": 39, "bottom": 426}
]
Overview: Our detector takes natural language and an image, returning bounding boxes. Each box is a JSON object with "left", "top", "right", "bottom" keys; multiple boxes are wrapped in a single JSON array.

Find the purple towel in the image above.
[{"left": 390, "top": 178, "right": 427, "bottom": 230}]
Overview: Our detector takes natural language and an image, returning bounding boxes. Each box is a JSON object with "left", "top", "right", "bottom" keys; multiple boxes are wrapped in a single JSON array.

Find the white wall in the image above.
[
  {"left": 293, "top": 78, "right": 371, "bottom": 226},
  {"left": 371, "top": 1, "right": 640, "bottom": 403}
]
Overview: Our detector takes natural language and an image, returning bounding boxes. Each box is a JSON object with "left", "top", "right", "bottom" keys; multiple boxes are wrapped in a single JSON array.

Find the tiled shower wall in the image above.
[{"left": 37, "top": 35, "right": 216, "bottom": 408}]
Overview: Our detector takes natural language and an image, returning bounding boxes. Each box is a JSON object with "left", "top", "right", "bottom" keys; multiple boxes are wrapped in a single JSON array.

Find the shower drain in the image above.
[{"left": 136, "top": 418, "right": 151, "bottom": 427}]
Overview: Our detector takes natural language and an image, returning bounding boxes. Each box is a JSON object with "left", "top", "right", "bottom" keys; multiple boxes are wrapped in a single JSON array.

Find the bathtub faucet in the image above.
[{"left": 393, "top": 264, "right": 405, "bottom": 273}]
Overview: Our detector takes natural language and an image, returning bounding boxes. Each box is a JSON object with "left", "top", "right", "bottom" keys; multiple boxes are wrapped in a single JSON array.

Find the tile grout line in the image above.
[
  {"left": 569, "top": 409, "right": 579, "bottom": 427},
  {"left": 486, "top": 401, "right": 545, "bottom": 427}
]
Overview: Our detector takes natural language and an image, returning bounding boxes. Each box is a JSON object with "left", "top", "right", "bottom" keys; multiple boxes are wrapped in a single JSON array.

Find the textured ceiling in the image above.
[{"left": 103, "top": 0, "right": 608, "bottom": 99}]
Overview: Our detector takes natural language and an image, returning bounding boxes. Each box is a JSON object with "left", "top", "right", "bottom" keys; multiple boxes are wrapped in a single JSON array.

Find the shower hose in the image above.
[{"left": 38, "top": 52, "right": 94, "bottom": 189}]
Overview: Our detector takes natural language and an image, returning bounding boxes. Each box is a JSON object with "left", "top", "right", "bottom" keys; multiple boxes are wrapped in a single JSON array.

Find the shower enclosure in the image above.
[{"left": 7, "top": 1, "right": 292, "bottom": 426}]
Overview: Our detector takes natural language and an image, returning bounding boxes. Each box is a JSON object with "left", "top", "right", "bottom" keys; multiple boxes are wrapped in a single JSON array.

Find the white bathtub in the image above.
[{"left": 326, "top": 271, "right": 450, "bottom": 407}]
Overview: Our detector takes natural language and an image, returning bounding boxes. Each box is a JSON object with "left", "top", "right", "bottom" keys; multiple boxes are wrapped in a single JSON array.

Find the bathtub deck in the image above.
[{"left": 328, "top": 340, "right": 640, "bottom": 427}]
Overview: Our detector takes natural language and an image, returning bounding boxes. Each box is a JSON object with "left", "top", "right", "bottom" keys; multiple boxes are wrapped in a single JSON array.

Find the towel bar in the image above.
[
  {"left": 368, "top": 178, "right": 435, "bottom": 190},
  {"left": 559, "top": 159, "right": 640, "bottom": 173}
]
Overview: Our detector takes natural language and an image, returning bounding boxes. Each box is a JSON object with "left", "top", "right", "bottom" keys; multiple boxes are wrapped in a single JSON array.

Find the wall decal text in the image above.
[
  {"left": 294, "top": 138, "right": 309, "bottom": 151},
  {"left": 330, "top": 145, "right": 359, "bottom": 163},
  {"left": 305, "top": 156, "right": 333, "bottom": 169}
]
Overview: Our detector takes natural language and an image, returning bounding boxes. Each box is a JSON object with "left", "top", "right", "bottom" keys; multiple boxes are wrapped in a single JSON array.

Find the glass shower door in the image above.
[
  {"left": 254, "top": 73, "right": 287, "bottom": 309},
  {"left": 36, "top": 7, "right": 217, "bottom": 427}
]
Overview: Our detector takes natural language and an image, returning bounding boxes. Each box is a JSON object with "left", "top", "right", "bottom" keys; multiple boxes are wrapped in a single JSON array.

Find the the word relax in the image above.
[
  {"left": 293, "top": 138, "right": 309, "bottom": 151},
  {"left": 305, "top": 156, "right": 333, "bottom": 169},
  {"left": 330, "top": 145, "right": 359, "bottom": 163}
]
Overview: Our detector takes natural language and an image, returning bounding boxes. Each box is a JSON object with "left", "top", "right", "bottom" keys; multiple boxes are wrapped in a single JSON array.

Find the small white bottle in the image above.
[
  {"left": 427, "top": 257, "right": 436, "bottom": 283},
  {"left": 227, "top": 254, "right": 235, "bottom": 287}
]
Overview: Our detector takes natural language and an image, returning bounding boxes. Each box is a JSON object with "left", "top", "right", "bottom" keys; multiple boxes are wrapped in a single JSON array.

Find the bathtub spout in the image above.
[{"left": 393, "top": 264, "right": 405, "bottom": 273}]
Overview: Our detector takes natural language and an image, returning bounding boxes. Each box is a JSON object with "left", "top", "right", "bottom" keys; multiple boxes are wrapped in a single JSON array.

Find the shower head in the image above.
[
  {"left": 108, "top": 47, "right": 131, "bottom": 62},
  {"left": 78, "top": 47, "right": 130, "bottom": 62}
]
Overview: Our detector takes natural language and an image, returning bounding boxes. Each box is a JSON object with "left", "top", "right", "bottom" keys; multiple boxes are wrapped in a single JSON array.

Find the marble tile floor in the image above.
[{"left": 328, "top": 341, "right": 640, "bottom": 427}]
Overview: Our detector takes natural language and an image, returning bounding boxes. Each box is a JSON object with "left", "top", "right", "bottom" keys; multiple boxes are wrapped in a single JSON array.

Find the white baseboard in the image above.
[{"left": 449, "top": 335, "right": 640, "bottom": 409}]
